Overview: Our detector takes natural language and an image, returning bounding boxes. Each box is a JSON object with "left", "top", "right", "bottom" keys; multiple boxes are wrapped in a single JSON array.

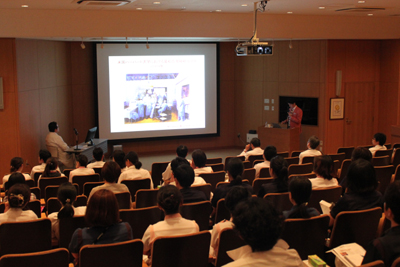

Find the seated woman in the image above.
[
  {"left": 309, "top": 155, "right": 339, "bottom": 189},
  {"left": 48, "top": 182, "right": 86, "bottom": 243},
  {"left": 112, "top": 150, "right": 126, "bottom": 173},
  {"left": 257, "top": 156, "right": 289, "bottom": 198},
  {"left": 283, "top": 176, "right": 320, "bottom": 219},
  {"left": 0, "top": 184, "right": 38, "bottom": 223},
  {"left": 211, "top": 157, "right": 253, "bottom": 208},
  {"left": 329, "top": 159, "right": 383, "bottom": 226},
  {"left": 142, "top": 185, "right": 199, "bottom": 265},
  {"left": 69, "top": 189, "right": 132, "bottom": 263},
  {"left": 2, "top": 157, "right": 32, "bottom": 186},
  {"left": 4, "top": 173, "right": 37, "bottom": 200},
  {"left": 39, "top": 157, "right": 65, "bottom": 180}
]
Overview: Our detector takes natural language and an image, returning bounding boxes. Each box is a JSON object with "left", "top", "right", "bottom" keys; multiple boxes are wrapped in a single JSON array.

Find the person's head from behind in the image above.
[
  {"left": 347, "top": 159, "right": 377, "bottom": 194},
  {"left": 307, "top": 136, "right": 320, "bottom": 149},
  {"left": 43, "top": 157, "right": 59, "bottom": 177},
  {"left": 351, "top": 147, "right": 373, "bottom": 162},
  {"left": 10, "top": 157, "right": 23, "bottom": 173},
  {"left": 384, "top": 181, "right": 400, "bottom": 226},
  {"left": 270, "top": 156, "right": 288, "bottom": 181},
  {"left": 176, "top": 145, "right": 188, "bottom": 158},
  {"left": 39, "top": 149, "right": 51, "bottom": 164},
  {"left": 192, "top": 149, "right": 207, "bottom": 168},
  {"left": 112, "top": 150, "right": 126, "bottom": 169},
  {"left": 48, "top": 121, "right": 58, "bottom": 132},
  {"left": 313, "top": 155, "right": 335, "bottom": 180},
  {"left": 263, "top": 146, "right": 277, "bottom": 162},
  {"left": 171, "top": 157, "right": 190, "bottom": 174},
  {"left": 57, "top": 182, "right": 77, "bottom": 219},
  {"left": 250, "top": 138, "right": 261, "bottom": 149},
  {"left": 372, "top": 132, "right": 386, "bottom": 146},
  {"left": 6, "top": 173, "right": 26, "bottom": 191},
  {"left": 101, "top": 161, "right": 121, "bottom": 183},
  {"left": 227, "top": 157, "right": 244, "bottom": 185},
  {"left": 233, "top": 198, "right": 282, "bottom": 252},
  {"left": 8, "top": 184, "right": 30, "bottom": 209},
  {"left": 157, "top": 185, "right": 182, "bottom": 215},
  {"left": 125, "top": 151, "right": 142, "bottom": 169},
  {"left": 93, "top": 147, "right": 104, "bottom": 162},
  {"left": 225, "top": 186, "right": 251, "bottom": 215},
  {"left": 76, "top": 154, "right": 88, "bottom": 168},
  {"left": 173, "top": 164, "right": 195, "bottom": 189},
  {"left": 85, "top": 189, "right": 119, "bottom": 227},
  {"left": 289, "top": 176, "right": 312, "bottom": 206}
]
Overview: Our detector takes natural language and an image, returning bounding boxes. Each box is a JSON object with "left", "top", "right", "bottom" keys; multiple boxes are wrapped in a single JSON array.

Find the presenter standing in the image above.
[
  {"left": 45, "top": 121, "right": 73, "bottom": 169},
  {"left": 281, "top": 100, "right": 303, "bottom": 133}
]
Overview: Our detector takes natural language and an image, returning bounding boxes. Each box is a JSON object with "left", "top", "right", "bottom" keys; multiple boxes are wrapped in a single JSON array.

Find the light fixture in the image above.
[
  {"left": 80, "top": 38, "right": 85, "bottom": 49},
  {"left": 21, "top": 5, "right": 28, "bottom": 8},
  {"left": 125, "top": 37, "right": 129, "bottom": 49},
  {"left": 368, "top": 13, "right": 373, "bottom": 16},
  {"left": 358, "top": 0, "right": 365, "bottom": 3},
  {"left": 153, "top": 1, "right": 160, "bottom": 4},
  {"left": 146, "top": 37, "right": 150, "bottom": 49},
  {"left": 289, "top": 39, "right": 293, "bottom": 49},
  {"left": 136, "top": 7, "right": 142, "bottom": 10},
  {"left": 216, "top": 9, "right": 222, "bottom": 12},
  {"left": 101, "top": 37, "right": 104, "bottom": 49},
  {"left": 241, "top": 4, "right": 247, "bottom": 7},
  {"left": 319, "top": 6, "right": 325, "bottom": 10},
  {"left": 287, "top": 11, "right": 293, "bottom": 14}
]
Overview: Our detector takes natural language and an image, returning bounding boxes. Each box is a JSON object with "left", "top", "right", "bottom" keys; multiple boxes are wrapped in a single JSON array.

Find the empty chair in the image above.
[
  {"left": 214, "top": 198, "right": 230, "bottom": 224},
  {"left": 263, "top": 193, "right": 292, "bottom": 213},
  {"left": 214, "top": 228, "right": 246, "bottom": 267},
  {"left": 375, "top": 165, "right": 395, "bottom": 195},
  {"left": 277, "top": 151, "right": 289, "bottom": 158},
  {"left": 206, "top": 157, "right": 223, "bottom": 164},
  {"left": 121, "top": 179, "right": 151, "bottom": 202},
  {"left": 0, "top": 248, "right": 70, "bottom": 267},
  {"left": 207, "top": 163, "right": 224, "bottom": 172},
  {"left": 328, "top": 153, "right": 346, "bottom": 166},
  {"left": 285, "top": 157, "right": 300, "bottom": 166},
  {"left": 247, "top": 154, "right": 263, "bottom": 166},
  {"left": 58, "top": 216, "right": 86, "bottom": 249},
  {"left": 180, "top": 201, "right": 213, "bottom": 231},
  {"left": 115, "top": 192, "right": 132, "bottom": 209},
  {"left": 191, "top": 183, "right": 212, "bottom": 200},
  {"left": 242, "top": 168, "right": 256, "bottom": 185},
  {"left": 151, "top": 162, "right": 170, "bottom": 188},
  {"left": 337, "top": 146, "right": 355, "bottom": 159},
  {"left": 33, "top": 171, "right": 43, "bottom": 187},
  {"left": 308, "top": 186, "right": 342, "bottom": 214},
  {"left": 301, "top": 156, "right": 315, "bottom": 164},
  {"left": 242, "top": 161, "right": 251, "bottom": 169},
  {"left": 375, "top": 150, "right": 393, "bottom": 158},
  {"left": 198, "top": 171, "right": 225, "bottom": 191},
  {"left": 372, "top": 156, "right": 391, "bottom": 167},
  {"left": 83, "top": 181, "right": 104, "bottom": 197},
  {"left": 72, "top": 174, "right": 100, "bottom": 195},
  {"left": 252, "top": 178, "right": 274, "bottom": 196},
  {"left": 290, "top": 151, "right": 303, "bottom": 157},
  {"left": 25, "top": 199, "right": 41, "bottom": 218},
  {"left": 259, "top": 167, "right": 271, "bottom": 178},
  {"left": 38, "top": 176, "right": 68, "bottom": 198},
  {"left": 120, "top": 207, "right": 163, "bottom": 239},
  {"left": 288, "top": 163, "right": 313, "bottom": 176},
  {"left": 135, "top": 189, "right": 159, "bottom": 209}
]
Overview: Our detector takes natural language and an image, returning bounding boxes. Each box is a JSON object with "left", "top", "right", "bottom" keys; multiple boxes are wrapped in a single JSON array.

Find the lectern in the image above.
[{"left": 257, "top": 126, "right": 300, "bottom": 154}]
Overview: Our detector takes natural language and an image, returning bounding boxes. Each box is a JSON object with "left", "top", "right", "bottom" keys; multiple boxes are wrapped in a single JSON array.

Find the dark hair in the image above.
[
  {"left": 176, "top": 145, "right": 188, "bottom": 158},
  {"left": 157, "top": 185, "right": 182, "bottom": 215},
  {"left": 10, "top": 157, "right": 23, "bottom": 173},
  {"left": 308, "top": 136, "right": 320, "bottom": 149},
  {"left": 39, "top": 149, "right": 52, "bottom": 162},
  {"left": 264, "top": 146, "right": 277, "bottom": 161},
  {"left": 76, "top": 154, "right": 89, "bottom": 167},
  {"left": 384, "top": 181, "right": 400, "bottom": 224},
  {"left": 170, "top": 157, "right": 190, "bottom": 174},
  {"left": 43, "top": 157, "right": 61, "bottom": 177},
  {"left": 373, "top": 133, "right": 386, "bottom": 146},
  {"left": 270, "top": 156, "right": 289, "bottom": 192},
  {"left": 288, "top": 177, "right": 312, "bottom": 219},
  {"left": 351, "top": 147, "right": 373, "bottom": 162},
  {"left": 85, "top": 189, "right": 120, "bottom": 227},
  {"left": 313, "top": 155, "right": 335, "bottom": 180},
  {"left": 112, "top": 150, "right": 126, "bottom": 169},
  {"left": 287, "top": 98, "right": 295, "bottom": 104},
  {"left": 225, "top": 186, "right": 251, "bottom": 214},
  {"left": 48, "top": 121, "right": 58, "bottom": 132},
  {"left": 174, "top": 164, "right": 195, "bottom": 188},
  {"left": 93, "top": 147, "right": 104, "bottom": 161},
  {"left": 125, "top": 151, "right": 142, "bottom": 169},
  {"left": 192, "top": 149, "right": 207, "bottom": 168},
  {"left": 5, "top": 173, "right": 26, "bottom": 191},
  {"left": 250, "top": 138, "right": 261, "bottom": 148},
  {"left": 227, "top": 157, "right": 244, "bottom": 186},
  {"left": 57, "top": 183, "right": 77, "bottom": 219},
  {"left": 346, "top": 159, "right": 378, "bottom": 194},
  {"left": 101, "top": 161, "right": 121, "bottom": 183},
  {"left": 233, "top": 198, "right": 282, "bottom": 252},
  {"left": 8, "top": 184, "right": 30, "bottom": 209}
]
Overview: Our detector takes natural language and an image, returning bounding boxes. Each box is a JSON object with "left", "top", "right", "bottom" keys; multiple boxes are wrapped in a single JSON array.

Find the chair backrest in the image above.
[
  {"left": 120, "top": 207, "right": 163, "bottom": 239},
  {"left": 79, "top": 239, "right": 143, "bottom": 267},
  {"left": 58, "top": 216, "right": 86, "bottom": 249},
  {"left": 214, "top": 198, "right": 230, "bottom": 224},
  {"left": 45, "top": 184, "right": 79, "bottom": 204},
  {"left": 359, "top": 260, "right": 385, "bottom": 267},
  {"left": 198, "top": 171, "right": 225, "bottom": 191},
  {"left": 135, "top": 189, "right": 159, "bottom": 209},
  {"left": 121, "top": 179, "right": 151, "bottom": 202},
  {"left": 394, "top": 165, "right": 400, "bottom": 182},
  {"left": 24, "top": 179, "right": 35, "bottom": 188},
  {"left": 224, "top": 156, "right": 244, "bottom": 171},
  {"left": 337, "top": 146, "right": 355, "bottom": 159},
  {"left": 191, "top": 183, "right": 212, "bottom": 200},
  {"left": 277, "top": 151, "right": 289, "bottom": 158},
  {"left": 242, "top": 161, "right": 251, "bottom": 169},
  {"left": 207, "top": 163, "right": 224, "bottom": 172},
  {"left": 72, "top": 174, "right": 100, "bottom": 195},
  {"left": 0, "top": 219, "right": 52, "bottom": 256},
  {"left": 391, "top": 257, "right": 400, "bottom": 267},
  {"left": 214, "top": 228, "right": 246, "bottom": 267},
  {"left": 151, "top": 231, "right": 211, "bottom": 267},
  {"left": 25, "top": 199, "right": 41, "bottom": 218},
  {"left": 92, "top": 167, "right": 102, "bottom": 179},
  {"left": 180, "top": 201, "right": 213, "bottom": 231},
  {"left": 386, "top": 143, "right": 392, "bottom": 150},
  {"left": 30, "top": 187, "right": 40, "bottom": 200},
  {"left": 259, "top": 167, "right": 271, "bottom": 178},
  {"left": 74, "top": 195, "right": 87, "bottom": 207},
  {"left": 115, "top": 192, "right": 132, "bottom": 209},
  {"left": 375, "top": 165, "right": 395, "bottom": 195},
  {"left": 374, "top": 150, "right": 393, "bottom": 158},
  {"left": 285, "top": 157, "right": 300, "bottom": 166},
  {"left": 242, "top": 168, "right": 256, "bottom": 185},
  {"left": 206, "top": 157, "right": 223, "bottom": 164},
  {"left": 38, "top": 176, "right": 68, "bottom": 198},
  {"left": 339, "top": 159, "right": 352, "bottom": 183},
  {"left": 290, "top": 150, "right": 303, "bottom": 157},
  {"left": 281, "top": 215, "right": 330, "bottom": 260},
  {"left": 333, "top": 160, "right": 340, "bottom": 177},
  {"left": 63, "top": 169, "right": 73, "bottom": 179},
  {"left": 253, "top": 159, "right": 264, "bottom": 167},
  {"left": 247, "top": 154, "right": 263, "bottom": 166},
  {"left": 252, "top": 178, "right": 274, "bottom": 196},
  {"left": 302, "top": 156, "right": 315, "bottom": 164},
  {"left": 0, "top": 248, "right": 70, "bottom": 267},
  {"left": 288, "top": 163, "right": 313, "bottom": 176},
  {"left": 263, "top": 192, "right": 292, "bottom": 213},
  {"left": 308, "top": 186, "right": 342, "bottom": 214},
  {"left": 83, "top": 181, "right": 105, "bottom": 197},
  {"left": 392, "top": 148, "right": 400, "bottom": 170},
  {"left": 151, "top": 162, "right": 170, "bottom": 188},
  {"left": 47, "top": 197, "right": 61, "bottom": 215},
  {"left": 372, "top": 156, "right": 391, "bottom": 167},
  {"left": 327, "top": 153, "right": 346, "bottom": 166},
  {"left": 288, "top": 173, "right": 315, "bottom": 180},
  {"left": 329, "top": 207, "right": 382, "bottom": 248},
  {"left": 33, "top": 172, "right": 43, "bottom": 186}
]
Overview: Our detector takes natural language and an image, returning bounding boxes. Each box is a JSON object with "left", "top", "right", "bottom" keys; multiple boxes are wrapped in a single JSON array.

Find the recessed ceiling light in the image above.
[
  {"left": 136, "top": 7, "right": 142, "bottom": 10},
  {"left": 358, "top": 0, "right": 365, "bottom": 3},
  {"left": 21, "top": 5, "right": 28, "bottom": 8},
  {"left": 216, "top": 9, "right": 222, "bottom": 12},
  {"left": 287, "top": 11, "right": 293, "bottom": 14},
  {"left": 241, "top": 4, "right": 247, "bottom": 7},
  {"left": 153, "top": 2, "right": 160, "bottom": 4},
  {"left": 319, "top": 6, "right": 325, "bottom": 10},
  {"left": 368, "top": 13, "right": 373, "bottom": 16}
]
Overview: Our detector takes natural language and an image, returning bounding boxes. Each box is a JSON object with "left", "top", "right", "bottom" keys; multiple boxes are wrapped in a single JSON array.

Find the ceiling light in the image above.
[
  {"left": 136, "top": 7, "right": 142, "bottom": 10},
  {"left": 21, "top": 5, "right": 28, "bottom": 8},
  {"left": 358, "top": 1, "right": 366, "bottom": 3},
  {"left": 80, "top": 39, "right": 85, "bottom": 50},
  {"left": 368, "top": 13, "right": 373, "bottom": 16},
  {"left": 241, "top": 4, "right": 247, "bottom": 7},
  {"left": 216, "top": 10, "right": 222, "bottom": 12},
  {"left": 153, "top": 2, "right": 160, "bottom": 4},
  {"left": 287, "top": 11, "right": 293, "bottom": 14},
  {"left": 319, "top": 7, "right": 325, "bottom": 10}
]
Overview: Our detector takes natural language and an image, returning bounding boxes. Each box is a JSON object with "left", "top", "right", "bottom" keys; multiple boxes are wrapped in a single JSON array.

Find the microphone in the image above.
[
  {"left": 73, "top": 128, "right": 79, "bottom": 135},
  {"left": 237, "top": 133, "right": 247, "bottom": 145}
]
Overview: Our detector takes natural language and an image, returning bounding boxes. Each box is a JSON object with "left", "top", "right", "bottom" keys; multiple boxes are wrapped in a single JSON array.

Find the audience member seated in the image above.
[
  {"left": 30, "top": 149, "right": 55, "bottom": 178},
  {"left": 162, "top": 145, "right": 192, "bottom": 185},
  {"left": 2, "top": 157, "right": 32, "bottom": 186},
  {"left": 283, "top": 177, "right": 320, "bottom": 219},
  {"left": 309, "top": 155, "right": 339, "bottom": 189},
  {"left": 169, "top": 157, "right": 206, "bottom": 187},
  {"left": 39, "top": 157, "right": 65, "bottom": 181},
  {"left": 363, "top": 181, "right": 400, "bottom": 266},
  {"left": 69, "top": 154, "right": 95, "bottom": 183},
  {"left": 298, "top": 135, "right": 322, "bottom": 164},
  {"left": 254, "top": 146, "right": 277, "bottom": 178},
  {"left": 212, "top": 158, "right": 253, "bottom": 208},
  {"left": 224, "top": 198, "right": 303, "bottom": 267},
  {"left": 172, "top": 164, "right": 207, "bottom": 204},
  {"left": 87, "top": 147, "right": 105, "bottom": 169},
  {"left": 329, "top": 159, "right": 383, "bottom": 226},
  {"left": 340, "top": 147, "right": 372, "bottom": 190},
  {"left": 112, "top": 150, "right": 126, "bottom": 173},
  {"left": 48, "top": 182, "right": 87, "bottom": 243},
  {"left": 69, "top": 189, "right": 133, "bottom": 264},
  {"left": 257, "top": 156, "right": 289, "bottom": 198},
  {"left": 210, "top": 186, "right": 251, "bottom": 257},
  {"left": 88, "top": 161, "right": 130, "bottom": 202},
  {"left": 0, "top": 184, "right": 38, "bottom": 224},
  {"left": 369, "top": 132, "right": 387, "bottom": 156},
  {"left": 191, "top": 149, "right": 213, "bottom": 176},
  {"left": 238, "top": 137, "right": 264, "bottom": 161},
  {"left": 5, "top": 173, "right": 37, "bottom": 200},
  {"left": 142, "top": 185, "right": 199, "bottom": 265},
  {"left": 118, "top": 151, "right": 153, "bottom": 188}
]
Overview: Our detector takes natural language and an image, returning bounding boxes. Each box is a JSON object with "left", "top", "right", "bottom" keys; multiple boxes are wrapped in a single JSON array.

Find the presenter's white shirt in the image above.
[
  {"left": 69, "top": 167, "right": 95, "bottom": 183},
  {"left": 239, "top": 147, "right": 264, "bottom": 161},
  {"left": 369, "top": 145, "right": 387, "bottom": 156},
  {"left": 0, "top": 208, "right": 38, "bottom": 224},
  {"left": 118, "top": 166, "right": 153, "bottom": 189},
  {"left": 254, "top": 161, "right": 270, "bottom": 178},
  {"left": 45, "top": 132, "right": 72, "bottom": 167},
  {"left": 309, "top": 177, "right": 339, "bottom": 189},
  {"left": 298, "top": 149, "right": 322, "bottom": 164}
]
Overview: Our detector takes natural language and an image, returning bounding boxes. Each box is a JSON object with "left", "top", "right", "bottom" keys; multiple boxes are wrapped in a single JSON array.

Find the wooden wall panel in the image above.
[
  {"left": 278, "top": 41, "right": 299, "bottom": 83},
  {"left": 15, "top": 39, "right": 39, "bottom": 92},
  {"left": 37, "top": 41, "right": 57, "bottom": 89},
  {"left": 345, "top": 41, "right": 379, "bottom": 83},
  {"left": 234, "top": 56, "right": 264, "bottom": 82},
  {"left": 55, "top": 42, "right": 72, "bottom": 87},
  {"left": 299, "top": 40, "right": 322, "bottom": 83}
]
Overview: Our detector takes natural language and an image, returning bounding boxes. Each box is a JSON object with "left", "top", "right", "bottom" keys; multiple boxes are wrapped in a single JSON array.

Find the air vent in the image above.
[
  {"left": 336, "top": 7, "right": 385, "bottom": 12},
  {"left": 73, "top": 0, "right": 135, "bottom": 6}
]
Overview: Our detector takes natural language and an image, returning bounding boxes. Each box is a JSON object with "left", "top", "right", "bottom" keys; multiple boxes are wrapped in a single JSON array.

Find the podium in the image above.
[
  {"left": 66, "top": 139, "right": 108, "bottom": 159},
  {"left": 257, "top": 126, "right": 300, "bottom": 154}
]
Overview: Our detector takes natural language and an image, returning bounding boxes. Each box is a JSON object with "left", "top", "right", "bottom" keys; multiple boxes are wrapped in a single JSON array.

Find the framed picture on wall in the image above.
[{"left": 330, "top": 98, "right": 344, "bottom": 120}]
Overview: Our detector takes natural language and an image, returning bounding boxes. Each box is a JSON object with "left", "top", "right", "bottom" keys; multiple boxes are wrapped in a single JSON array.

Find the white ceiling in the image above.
[{"left": 1, "top": 0, "right": 399, "bottom": 16}]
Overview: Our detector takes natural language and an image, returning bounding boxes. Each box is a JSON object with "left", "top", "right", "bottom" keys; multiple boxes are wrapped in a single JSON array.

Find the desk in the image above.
[{"left": 66, "top": 139, "right": 108, "bottom": 159}]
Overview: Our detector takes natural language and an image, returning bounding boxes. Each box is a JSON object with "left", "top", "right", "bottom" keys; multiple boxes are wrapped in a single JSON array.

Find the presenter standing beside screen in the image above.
[
  {"left": 45, "top": 121, "right": 73, "bottom": 169},
  {"left": 281, "top": 100, "right": 303, "bottom": 133}
]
